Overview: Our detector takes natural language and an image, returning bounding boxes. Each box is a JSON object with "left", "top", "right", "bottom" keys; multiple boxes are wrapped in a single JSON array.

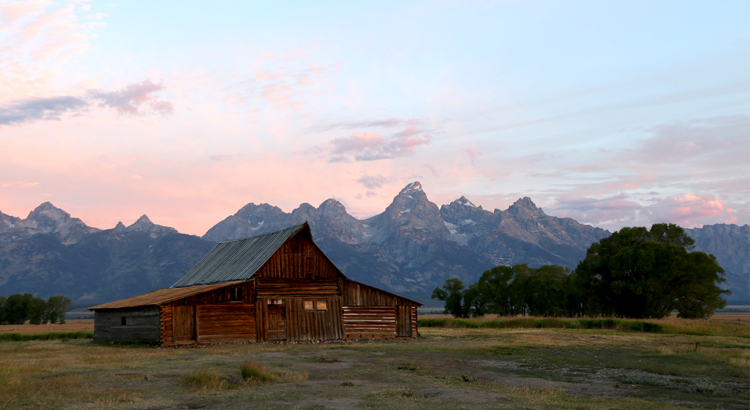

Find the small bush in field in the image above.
[
  {"left": 240, "top": 360, "right": 277, "bottom": 382},
  {"left": 239, "top": 360, "right": 308, "bottom": 384},
  {"left": 180, "top": 370, "right": 232, "bottom": 391},
  {"left": 396, "top": 362, "right": 420, "bottom": 371}
]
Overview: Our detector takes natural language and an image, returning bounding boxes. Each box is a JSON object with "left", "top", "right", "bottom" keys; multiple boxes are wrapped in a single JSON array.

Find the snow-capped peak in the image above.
[
  {"left": 399, "top": 181, "right": 423, "bottom": 194},
  {"left": 458, "top": 196, "right": 476, "bottom": 208}
]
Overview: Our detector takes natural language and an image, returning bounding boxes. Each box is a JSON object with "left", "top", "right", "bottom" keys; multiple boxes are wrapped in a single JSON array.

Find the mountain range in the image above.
[{"left": 0, "top": 182, "right": 747, "bottom": 304}]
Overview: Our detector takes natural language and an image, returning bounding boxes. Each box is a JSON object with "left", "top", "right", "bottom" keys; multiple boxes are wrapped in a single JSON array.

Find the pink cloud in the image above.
[
  {"left": 0, "top": 0, "right": 52, "bottom": 25},
  {"left": 90, "top": 80, "right": 170, "bottom": 115},
  {"left": 466, "top": 147, "right": 482, "bottom": 164},
  {"left": 1, "top": 80, "right": 173, "bottom": 124},
  {"left": 357, "top": 174, "right": 390, "bottom": 189},
  {"left": 548, "top": 193, "right": 736, "bottom": 229},
  {"left": 329, "top": 131, "right": 432, "bottom": 161}
]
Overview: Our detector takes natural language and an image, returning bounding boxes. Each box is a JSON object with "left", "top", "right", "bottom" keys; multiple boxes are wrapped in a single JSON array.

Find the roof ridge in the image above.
[
  {"left": 217, "top": 221, "right": 308, "bottom": 243},
  {"left": 171, "top": 221, "right": 315, "bottom": 288}
]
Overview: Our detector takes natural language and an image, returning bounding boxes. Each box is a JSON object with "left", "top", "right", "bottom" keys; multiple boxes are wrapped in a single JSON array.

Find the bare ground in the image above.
[{"left": 0, "top": 326, "right": 748, "bottom": 410}]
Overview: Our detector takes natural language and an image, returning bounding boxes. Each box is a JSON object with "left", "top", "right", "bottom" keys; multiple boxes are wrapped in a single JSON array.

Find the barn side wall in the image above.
[
  {"left": 254, "top": 235, "right": 340, "bottom": 280},
  {"left": 341, "top": 280, "right": 419, "bottom": 339},
  {"left": 162, "top": 282, "right": 256, "bottom": 345},
  {"left": 93, "top": 307, "right": 161, "bottom": 343}
]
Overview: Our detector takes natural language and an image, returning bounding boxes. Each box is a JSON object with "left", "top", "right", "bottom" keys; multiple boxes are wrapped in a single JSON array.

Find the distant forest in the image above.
[
  {"left": 0, "top": 294, "right": 72, "bottom": 325},
  {"left": 433, "top": 224, "right": 729, "bottom": 319}
]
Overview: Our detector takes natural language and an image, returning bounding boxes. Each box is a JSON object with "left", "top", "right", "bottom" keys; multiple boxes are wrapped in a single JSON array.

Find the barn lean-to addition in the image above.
[{"left": 88, "top": 222, "right": 421, "bottom": 345}]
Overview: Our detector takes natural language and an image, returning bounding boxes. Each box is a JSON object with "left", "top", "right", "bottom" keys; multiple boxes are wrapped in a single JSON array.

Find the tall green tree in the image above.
[
  {"left": 44, "top": 296, "right": 72, "bottom": 324},
  {"left": 27, "top": 296, "right": 47, "bottom": 325},
  {"left": 3, "top": 293, "right": 35, "bottom": 324},
  {"left": 475, "top": 265, "right": 516, "bottom": 315},
  {"left": 523, "top": 265, "right": 569, "bottom": 317},
  {"left": 575, "top": 223, "right": 728, "bottom": 318},
  {"left": 431, "top": 278, "right": 468, "bottom": 318}
]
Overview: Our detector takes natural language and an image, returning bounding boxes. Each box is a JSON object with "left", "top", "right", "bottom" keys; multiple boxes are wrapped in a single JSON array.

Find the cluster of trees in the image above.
[
  {"left": 0, "top": 294, "right": 72, "bottom": 325},
  {"left": 433, "top": 224, "right": 729, "bottom": 319}
]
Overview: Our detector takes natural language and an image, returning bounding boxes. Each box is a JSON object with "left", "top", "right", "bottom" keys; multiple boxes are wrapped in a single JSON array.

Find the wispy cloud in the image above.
[
  {"left": 466, "top": 147, "right": 482, "bottom": 164},
  {"left": 1, "top": 181, "right": 41, "bottom": 188},
  {"left": 311, "top": 118, "right": 423, "bottom": 132},
  {"left": 0, "top": 80, "right": 172, "bottom": 125},
  {"left": 89, "top": 80, "right": 172, "bottom": 115},
  {"left": 329, "top": 131, "right": 432, "bottom": 161},
  {"left": 357, "top": 174, "right": 391, "bottom": 189},
  {"left": 548, "top": 193, "right": 735, "bottom": 229},
  {"left": 0, "top": 96, "right": 87, "bottom": 125}
]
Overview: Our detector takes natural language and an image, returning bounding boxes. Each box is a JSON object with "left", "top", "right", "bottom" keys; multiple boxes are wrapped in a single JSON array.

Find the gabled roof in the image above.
[
  {"left": 88, "top": 282, "right": 242, "bottom": 310},
  {"left": 172, "top": 222, "right": 332, "bottom": 288}
]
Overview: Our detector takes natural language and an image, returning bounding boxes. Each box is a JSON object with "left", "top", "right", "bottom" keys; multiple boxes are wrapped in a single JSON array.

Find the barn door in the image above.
[
  {"left": 173, "top": 305, "right": 196, "bottom": 342},
  {"left": 267, "top": 304, "right": 286, "bottom": 341},
  {"left": 396, "top": 306, "right": 412, "bottom": 337}
]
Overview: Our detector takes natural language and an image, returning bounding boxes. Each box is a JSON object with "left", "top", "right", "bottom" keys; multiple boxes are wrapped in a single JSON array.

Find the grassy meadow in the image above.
[{"left": 0, "top": 316, "right": 747, "bottom": 409}]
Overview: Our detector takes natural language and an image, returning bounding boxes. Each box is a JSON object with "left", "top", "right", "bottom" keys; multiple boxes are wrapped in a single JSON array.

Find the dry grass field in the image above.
[
  {"left": 0, "top": 317, "right": 747, "bottom": 410},
  {"left": 0, "top": 319, "right": 94, "bottom": 334}
]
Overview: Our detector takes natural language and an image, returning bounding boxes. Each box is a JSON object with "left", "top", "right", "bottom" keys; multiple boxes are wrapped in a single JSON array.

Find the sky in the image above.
[{"left": 0, "top": 0, "right": 748, "bottom": 236}]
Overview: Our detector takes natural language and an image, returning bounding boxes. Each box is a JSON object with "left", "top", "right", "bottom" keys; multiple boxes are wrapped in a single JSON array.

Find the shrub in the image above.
[
  {"left": 240, "top": 360, "right": 277, "bottom": 383},
  {"left": 181, "top": 370, "right": 232, "bottom": 391}
]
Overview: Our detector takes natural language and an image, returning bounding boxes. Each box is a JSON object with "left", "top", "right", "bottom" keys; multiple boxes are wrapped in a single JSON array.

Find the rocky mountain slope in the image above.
[
  {"left": 0, "top": 204, "right": 213, "bottom": 303},
  {"left": 0, "top": 202, "right": 100, "bottom": 246},
  {"left": 203, "top": 182, "right": 609, "bottom": 294},
  {"left": 686, "top": 224, "right": 749, "bottom": 300},
  {"left": 0, "top": 183, "right": 746, "bottom": 303}
]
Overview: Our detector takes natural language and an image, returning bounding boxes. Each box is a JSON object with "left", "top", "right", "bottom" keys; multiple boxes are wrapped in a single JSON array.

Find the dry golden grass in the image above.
[
  {"left": 0, "top": 319, "right": 94, "bottom": 334},
  {"left": 180, "top": 369, "right": 235, "bottom": 391},
  {"left": 420, "top": 313, "right": 750, "bottom": 338},
  {"left": 0, "top": 325, "right": 745, "bottom": 409},
  {"left": 0, "top": 340, "right": 171, "bottom": 409}
]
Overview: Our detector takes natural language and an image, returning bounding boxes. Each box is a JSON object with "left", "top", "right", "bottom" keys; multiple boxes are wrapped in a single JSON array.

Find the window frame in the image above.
[
  {"left": 303, "top": 300, "right": 328, "bottom": 311},
  {"left": 230, "top": 287, "right": 243, "bottom": 303}
]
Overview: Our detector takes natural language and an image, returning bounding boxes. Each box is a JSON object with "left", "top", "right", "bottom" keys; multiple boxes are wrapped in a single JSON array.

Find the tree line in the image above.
[
  {"left": 0, "top": 294, "right": 72, "bottom": 325},
  {"left": 432, "top": 224, "right": 729, "bottom": 319}
]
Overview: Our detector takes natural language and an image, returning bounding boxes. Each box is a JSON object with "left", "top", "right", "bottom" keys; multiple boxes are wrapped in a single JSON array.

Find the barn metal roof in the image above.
[
  {"left": 171, "top": 222, "right": 311, "bottom": 288},
  {"left": 88, "top": 282, "right": 242, "bottom": 310}
]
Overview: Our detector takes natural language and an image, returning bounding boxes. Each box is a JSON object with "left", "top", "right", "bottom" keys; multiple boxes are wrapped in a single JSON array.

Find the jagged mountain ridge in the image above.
[
  {"left": 0, "top": 204, "right": 214, "bottom": 302},
  {"left": 203, "top": 181, "right": 610, "bottom": 293},
  {"left": 0, "top": 202, "right": 100, "bottom": 246},
  {"left": 0, "top": 184, "right": 747, "bottom": 303}
]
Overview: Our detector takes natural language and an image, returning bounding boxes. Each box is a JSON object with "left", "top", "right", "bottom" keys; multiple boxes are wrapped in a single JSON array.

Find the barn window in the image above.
[
  {"left": 121, "top": 317, "right": 127, "bottom": 326},
  {"left": 267, "top": 299, "right": 283, "bottom": 305},
  {"left": 304, "top": 300, "right": 327, "bottom": 311},
  {"left": 230, "top": 287, "right": 243, "bottom": 302}
]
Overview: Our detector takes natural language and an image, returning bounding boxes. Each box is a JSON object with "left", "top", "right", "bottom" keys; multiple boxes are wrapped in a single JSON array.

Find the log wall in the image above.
[
  {"left": 171, "top": 281, "right": 255, "bottom": 306},
  {"left": 197, "top": 304, "right": 255, "bottom": 343},
  {"left": 161, "top": 281, "right": 257, "bottom": 345},
  {"left": 342, "top": 280, "right": 420, "bottom": 307},
  {"left": 161, "top": 304, "right": 173, "bottom": 344},
  {"left": 342, "top": 306, "right": 396, "bottom": 339},
  {"left": 254, "top": 235, "right": 339, "bottom": 280},
  {"left": 256, "top": 280, "right": 338, "bottom": 298},
  {"left": 285, "top": 297, "right": 344, "bottom": 342},
  {"left": 94, "top": 307, "right": 161, "bottom": 343}
]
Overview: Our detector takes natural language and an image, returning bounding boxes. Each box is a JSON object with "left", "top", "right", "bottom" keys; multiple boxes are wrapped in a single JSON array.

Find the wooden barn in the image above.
[{"left": 88, "top": 222, "right": 421, "bottom": 345}]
